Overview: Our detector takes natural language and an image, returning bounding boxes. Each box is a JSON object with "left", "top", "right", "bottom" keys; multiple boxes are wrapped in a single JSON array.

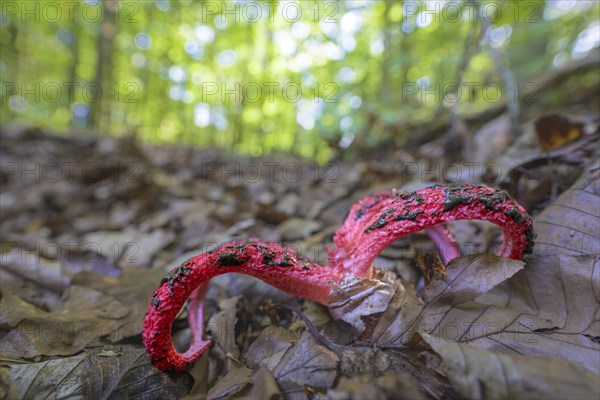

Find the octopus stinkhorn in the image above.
[{"left": 142, "top": 183, "right": 535, "bottom": 371}]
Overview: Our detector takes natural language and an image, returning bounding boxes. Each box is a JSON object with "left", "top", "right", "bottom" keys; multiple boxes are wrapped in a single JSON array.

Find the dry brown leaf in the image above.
[
  {"left": 0, "top": 267, "right": 163, "bottom": 359},
  {"left": 206, "top": 366, "right": 253, "bottom": 400},
  {"left": 206, "top": 296, "right": 243, "bottom": 368},
  {"left": 246, "top": 326, "right": 295, "bottom": 370},
  {"left": 82, "top": 228, "right": 175, "bottom": 269},
  {"left": 2, "top": 346, "right": 192, "bottom": 400},
  {"left": 238, "top": 366, "right": 282, "bottom": 399},
  {"left": 0, "top": 287, "right": 126, "bottom": 359},
  {"left": 535, "top": 113, "right": 583, "bottom": 150},
  {"left": 421, "top": 333, "right": 600, "bottom": 400},
  {"left": 70, "top": 268, "right": 165, "bottom": 340},
  {"left": 3, "top": 354, "right": 85, "bottom": 399},
  {"left": 367, "top": 253, "right": 522, "bottom": 346},
  {"left": 534, "top": 164, "right": 599, "bottom": 256},
  {"left": 329, "top": 271, "right": 395, "bottom": 335},
  {"left": 369, "top": 255, "right": 599, "bottom": 375},
  {"left": 424, "top": 254, "right": 524, "bottom": 304},
  {"left": 272, "top": 331, "right": 339, "bottom": 399},
  {"left": 328, "top": 373, "right": 426, "bottom": 400}
]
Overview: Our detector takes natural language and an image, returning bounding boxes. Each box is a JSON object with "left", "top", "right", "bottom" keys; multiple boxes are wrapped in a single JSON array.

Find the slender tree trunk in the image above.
[
  {"left": 378, "top": 1, "right": 393, "bottom": 105},
  {"left": 67, "top": 19, "right": 80, "bottom": 128},
  {"left": 475, "top": 2, "right": 520, "bottom": 140},
  {"left": 89, "top": 0, "right": 117, "bottom": 132}
]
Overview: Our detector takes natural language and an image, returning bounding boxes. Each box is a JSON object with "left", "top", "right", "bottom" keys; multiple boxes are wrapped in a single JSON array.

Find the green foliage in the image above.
[{"left": 1, "top": 0, "right": 598, "bottom": 161}]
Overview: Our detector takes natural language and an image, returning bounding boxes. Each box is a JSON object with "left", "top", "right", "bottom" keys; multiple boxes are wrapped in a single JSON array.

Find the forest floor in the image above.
[{"left": 1, "top": 112, "right": 598, "bottom": 399}]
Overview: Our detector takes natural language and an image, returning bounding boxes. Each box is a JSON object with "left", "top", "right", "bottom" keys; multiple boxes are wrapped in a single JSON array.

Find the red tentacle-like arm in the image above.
[
  {"left": 328, "top": 184, "right": 536, "bottom": 278},
  {"left": 142, "top": 241, "right": 341, "bottom": 372},
  {"left": 143, "top": 184, "right": 535, "bottom": 371},
  {"left": 328, "top": 189, "right": 462, "bottom": 271}
]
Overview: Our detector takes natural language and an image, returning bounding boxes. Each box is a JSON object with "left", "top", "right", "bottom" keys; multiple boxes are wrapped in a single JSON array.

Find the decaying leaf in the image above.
[
  {"left": 0, "top": 267, "right": 164, "bottom": 360},
  {"left": 2, "top": 346, "right": 192, "bottom": 400},
  {"left": 534, "top": 113, "right": 583, "bottom": 150},
  {"left": 206, "top": 366, "right": 252, "bottom": 400},
  {"left": 206, "top": 296, "right": 244, "bottom": 366},
  {"left": 534, "top": 165, "right": 599, "bottom": 257},
  {"left": 367, "top": 252, "right": 599, "bottom": 375},
  {"left": 423, "top": 253, "right": 524, "bottom": 304},
  {"left": 0, "top": 287, "right": 127, "bottom": 359},
  {"left": 421, "top": 333, "right": 600, "bottom": 400},
  {"left": 328, "top": 373, "right": 426, "bottom": 400},
  {"left": 246, "top": 326, "right": 295, "bottom": 370},
  {"left": 329, "top": 271, "right": 395, "bottom": 335},
  {"left": 272, "top": 331, "right": 339, "bottom": 399},
  {"left": 237, "top": 366, "right": 282, "bottom": 399}
]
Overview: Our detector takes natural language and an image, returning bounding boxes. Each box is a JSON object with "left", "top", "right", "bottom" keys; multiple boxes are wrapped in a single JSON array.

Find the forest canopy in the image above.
[{"left": 1, "top": 0, "right": 599, "bottom": 161}]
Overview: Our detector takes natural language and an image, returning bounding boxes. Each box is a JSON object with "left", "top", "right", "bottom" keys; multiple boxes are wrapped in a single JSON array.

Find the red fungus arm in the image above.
[
  {"left": 142, "top": 240, "right": 340, "bottom": 372},
  {"left": 144, "top": 184, "right": 535, "bottom": 372},
  {"left": 332, "top": 184, "right": 535, "bottom": 278},
  {"left": 329, "top": 189, "right": 462, "bottom": 270}
]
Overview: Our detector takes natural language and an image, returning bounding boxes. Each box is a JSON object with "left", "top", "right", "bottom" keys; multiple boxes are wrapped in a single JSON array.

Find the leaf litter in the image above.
[{"left": 0, "top": 121, "right": 598, "bottom": 399}]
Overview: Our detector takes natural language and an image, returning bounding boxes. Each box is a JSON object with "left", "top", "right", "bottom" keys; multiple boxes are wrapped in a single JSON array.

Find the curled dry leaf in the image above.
[
  {"left": 420, "top": 333, "right": 600, "bottom": 400},
  {"left": 329, "top": 271, "right": 395, "bottom": 335}
]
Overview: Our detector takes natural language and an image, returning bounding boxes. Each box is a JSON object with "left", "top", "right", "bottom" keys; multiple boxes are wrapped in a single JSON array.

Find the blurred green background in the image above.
[{"left": 1, "top": 0, "right": 599, "bottom": 162}]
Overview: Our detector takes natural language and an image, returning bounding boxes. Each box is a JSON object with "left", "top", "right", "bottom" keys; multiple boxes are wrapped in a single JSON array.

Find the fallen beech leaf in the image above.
[
  {"left": 368, "top": 253, "right": 523, "bottom": 346},
  {"left": 535, "top": 113, "right": 583, "bottom": 150},
  {"left": 421, "top": 333, "right": 600, "bottom": 400},
  {"left": 329, "top": 271, "right": 395, "bottom": 335},
  {"left": 272, "top": 331, "right": 339, "bottom": 398},
  {"left": 70, "top": 268, "right": 165, "bottom": 340},
  {"left": 206, "top": 296, "right": 244, "bottom": 366},
  {"left": 0, "top": 287, "right": 126, "bottom": 359},
  {"left": 370, "top": 254, "right": 599, "bottom": 374},
  {"left": 237, "top": 366, "right": 282, "bottom": 399},
  {"left": 206, "top": 366, "right": 252, "bottom": 400},
  {"left": 368, "top": 277, "right": 424, "bottom": 346},
  {"left": 0, "top": 267, "right": 163, "bottom": 359},
  {"left": 433, "top": 254, "right": 600, "bottom": 374},
  {"left": 533, "top": 165, "right": 599, "bottom": 256},
  {"left": 246, "top": 326, "right": 295, "bottom": 370},
  {"left": 424, "top": 253, "right": 525, "bottom": 304},
  {"left": 81, "top": 346, "right": 193, "bottom": 399},
  {"left": 3, "top": 354, "right": 85, "bottom": 399},
  {"left": 328, "top": 373, "right": 426, "bottom": 400},
  {"left": 3, "top": 346, "right": 192, "bottom": 400}
]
